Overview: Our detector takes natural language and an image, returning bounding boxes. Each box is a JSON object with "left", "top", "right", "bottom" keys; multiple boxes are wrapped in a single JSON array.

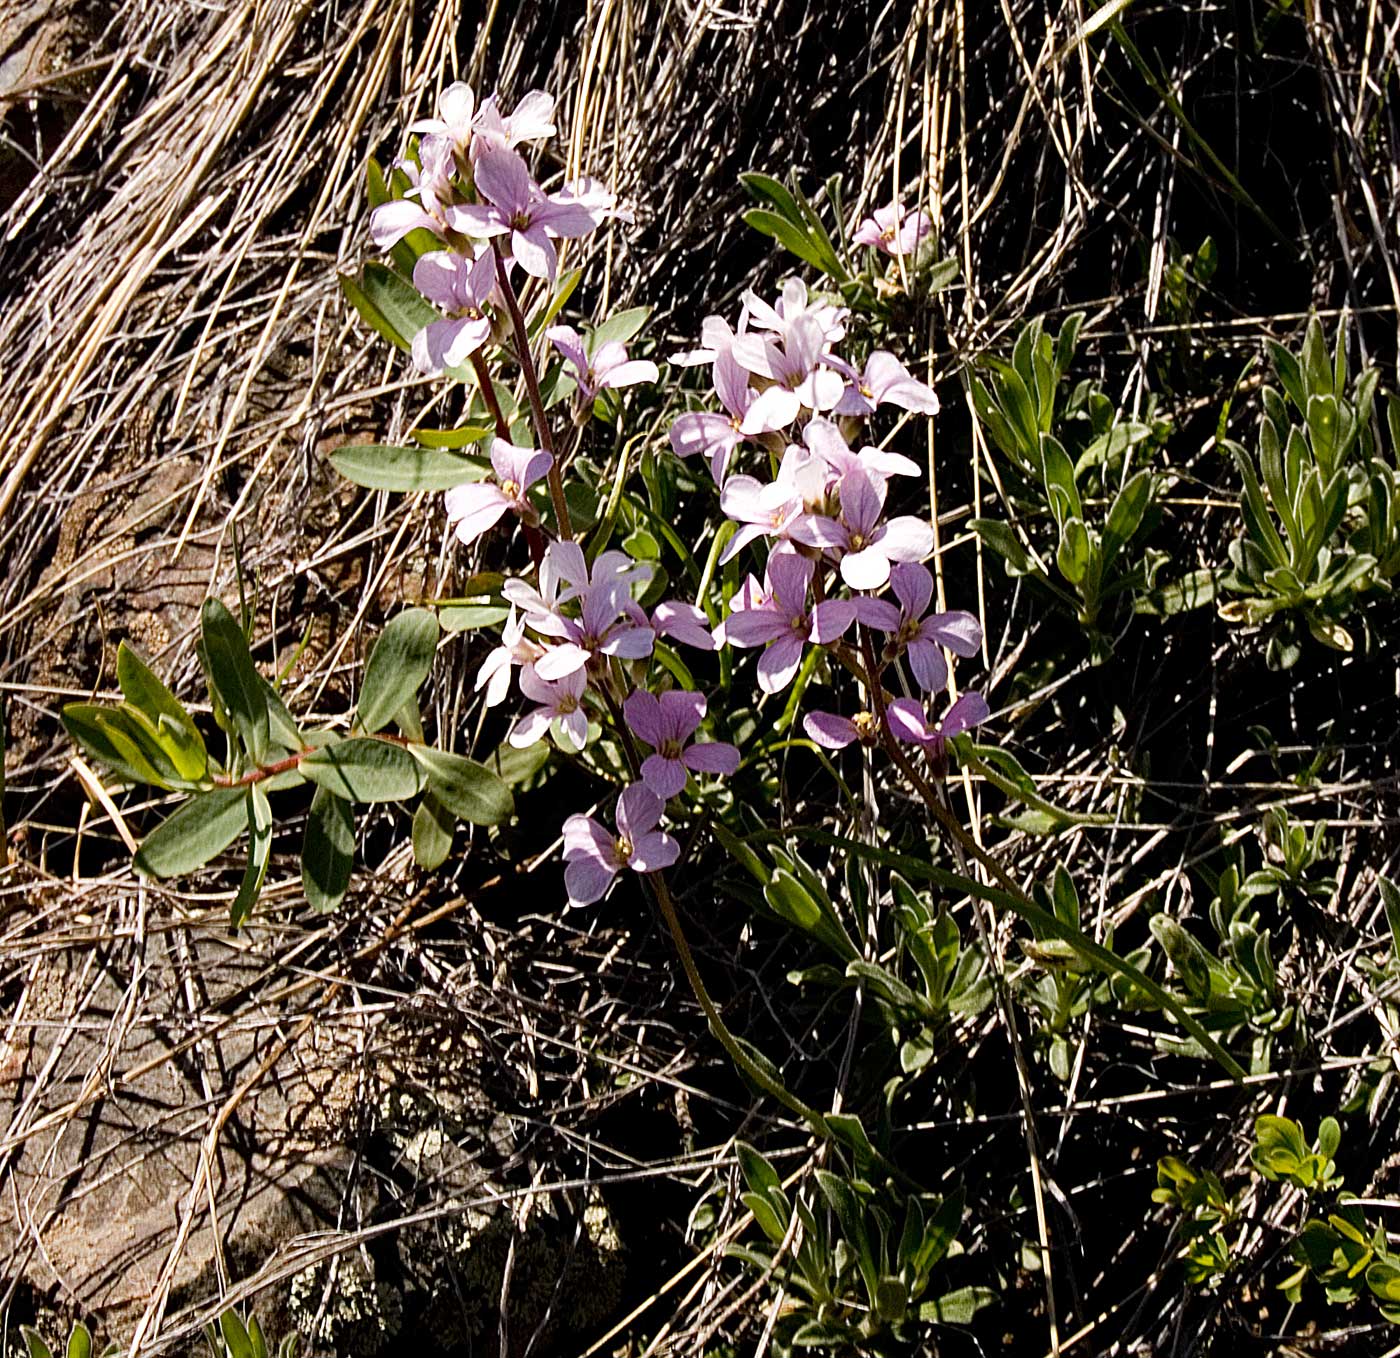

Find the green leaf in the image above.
[
  {"left": 302, "top": 787, "right": 354, "bottom": 912},
  {"left": 1134, "top": 568, "right": 1222, "bottom": 616},
  {"left": 827, "top": 1112, "right": 877, "bottom": 1169},
  {"left": 735, "top": 1140, "right": 782, "bottom": 1194},
  {"left": 201, "top": 598, "right": 270, "bottom": 763},
  {"left": 1056, "top": 517, "right": 1092, "bottom": 587},
  {"left": 439, "top": 604, "right": 510, "bottom": 632},
  {"left": 1379, "top": 877, "right": 1400, "bottom": 965},
  {"left": 489, "top": 740, "right": 551, "bottom": 787},
  {"left": 921, "top": 1286, "right": 998, "bottom": 1324},
  {"left": 64, "top": 1324, "right": 92, "bottom": 1358},
  {"left": 592, "top": 306, "right": 652, "bottom": 349},
  {"left": 301, "top": 738, "right": 425, "bottom": 802},
  {"left": 412, "top": 790, "right": 454, "bottom": 869},
  {"left": 116, "top": 643, "right": 207, "bottom": 781},
  {"left": 330, "top": 444, "right": 490, "bottom": 492},
  {"left": 134, "top": 787, "right": 248, "bottom": 878},
  {"left": 218, "top": 1311, "right": 255, "bottom": 1358},
  {"left": 739, "top": 171, "right": 806, "bottom": 226},
  {"left": 743, "top": 208, "right": 828, "bottom": 271},
  {"left": 63, "top": 704, "right": 175, "bottom": 789},
  {"left": 20, "top": 1328, "right": 55, "bottom": 1358},
  {"left": 361, "top": 261, "right": 437, "bottom": 348},
  {"left": 970, "top": 518, "right": 1037, "bottom": 576},
  {"left": 1102, "top": 470, "right": 1153, "bottom": 568},
  {"left": 230, "top": 785, "right": 272, "bottom": 929},
  {"left": 765, "top": 868, "right": 822, "bottom": 931},
  {"left": 410, "top": 424, "right": 493, "bottom": 449},
  {"left": 357, "top": 608, "right": 439, "bottom": 734},
  {"left": 339, "top": 272, "right": 408, "bottom": 352},
  {"left": 408, "top": 745, "right": 514, "bottom": 824}
]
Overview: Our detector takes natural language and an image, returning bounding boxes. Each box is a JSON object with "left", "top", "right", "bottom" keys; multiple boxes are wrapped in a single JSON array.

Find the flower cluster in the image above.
[
  {"left": 365, "top": 86, "right": 987, "bottom": 914},
  {"left": 369, "top": 82, "right": 630, "bottom": 378}
]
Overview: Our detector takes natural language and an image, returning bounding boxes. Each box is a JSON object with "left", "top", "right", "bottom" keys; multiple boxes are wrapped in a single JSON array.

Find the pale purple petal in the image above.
[
  {"left": 628, "top": 830, "right": 679, "bottom": 873},
  {"left": 440, "top": 315, "right": 492, "bottom": 368},
  {"left": 683, "top": 742, "right": 739, "bottom": 776},
  {"left": 534, "top": 642, "right": 591, "bottom": 680},
  {"left": 600, "top": 624, "right": 656, "bottom": 660},
  {"left": 713, "top": 350, "right": 751, "bottom": 417},
  {"left": 657, "top": 689, "right": 706, "bottom": 742},
  {"left": 547, "top": 324, "right": 589, "bottom": 375},
  {"left": 890, "top": 562, "right": 934, "bottom": 620},
  {"left": 371, "top": 199, "right": 437, "bottom": 249},
  {"left": 508, "top": 708, "right": 554, "bottom": 747},
  {"left": 739, "top": 385, "right": 802, "bottom": 435},
  {"left": 886, "top": 698, "right": 936, "bottom": 746},
  {"left": 652, "top": 601, "right": 716, "bottom": 650},
  {"left": 600, "top": 359, "right": 659, "bottom": 391},
  {"left": 756, "top": 632, "right": 805, "bottom": 693},
  {"left": 925, "top": 610, "right": 983, "bottom": 656},
  {"left": 640, "top": 753, "right": 688, "bottom": 800},
  {"left": 512, "top": 225, "right": 556, "bottom": 279},
  {"left": 942, "top": 692, "right": 990, "bottom": 738},
  {"left": 558, "top": 706, "right": 589, "bottom": 751},
  {"left": 839, "top": 469, "right": 886, "bottom": 538},
  {"left": 731, "top": 334, "right": 780, "bottom": 381},
  {"left": 565, "top": 856, "right": 617, "bottom": 907},
  {"left": 788, "top": 514, "right": 849, "bottom": 551},
  {"left": 503, "top": 90, "right": 556, "bottom": 142},
  {"left": 623, "top": 689, "right": 663, "bottom": 746},
  {"left": 445, "top": 202, "right": 509, "bottom": 237},
  {"left": 809, "top": 599, "right": 856, "bottom": 644},
  {"left": 804, "top": 712, "right": 858, "bottom": 749},
  {"left": 563, "top": 812, "right": 613, "bottom": 860},
  {"left": 851, "top": 596, "right": 901, "bottom": 631},
  {"left": 444, "top": 483, "right": 510, "bottom": 545},
  {"left": 617, "top": 783, "right": 663, "bottom": 838},
  {"left": 722, "top": 609, "right": 792, "bottom": 646},
  {"left": 413, "top": 251, "right": 466, "bottom": 307},
  {"left": 765, "top": 552, "right": 814, "bottom": 616},
  {"left": 474, "top": 146, "right": 534, "bottom": 215},
  {"left": 907, "top": 639, "right": 949, "bottom": 693},
  {"left": 866, "top": 351, "right": 940, "bottom": 414}
]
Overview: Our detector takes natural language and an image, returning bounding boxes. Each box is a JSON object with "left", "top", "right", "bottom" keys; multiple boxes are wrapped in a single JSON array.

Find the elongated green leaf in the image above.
[
  {"left": 218, "top": 1311, "right": 255, "bottom": 1358},
  {"left": 1102, "top": 470, "right": 1153, "bottom": 568},
  {"left": 410, "top": 424, "right": 493, "bottom": 449},
  {"left": 229, "top": 785, "right": 272, "bottom": 929},
  {"left": 116, "top": 643, "right": 207, "bottom": 781},
  {"left": 302, "top": 787, "right": 354, "bottom": 912},
  {"left": 409, "top": 745, "right": 514, "bottom": 824},
  {"left": 360, "top": 261, "right": 437, "bottom": 347},
  {"left": 357, "top": 608, "right": 439, "bottom": 734},
  {"left": 330, "top": 444, "right": 490, "bottom": 492},
  {"left": 339, "top": 272, "right": 408, "bottom": 352},
  {"left": 412, "top": 790, "right": 455, "bottom": 868},
  {"left": 488, "top": 739, "right": 551, "bottom": 788},
  {"left": 134, "top": 787, "right": 248, "bottom": 878},
  {"left": 1056, "top": 517, "right": 1092, "bottom": 587},
  {"left": 301, "top": 738, "right": 425, "bottom": 802},
  {"left": 20, "top": 1328, "right": 54, "bottom": 1358},
  {"left": 743, "top": 208, "right": 827, "bottom": 271},
  {"left": 739, "top": 171, "right": 806, "bottom": 226},
  {"left": 439, "top": 604, "right": 510, "bottom": 632},
  {"left": 201, "top": 598, "right": 270, "bottom": 763},
  {"left": 64, "top": 1324, "right": 92, "bottom": 1358},
  {"left": 969, "top": 519, "right": 1036, "bottom": 576},
  {"left": 735, "top": 1140, "right": 781, "bottom": 1194},
  {"left": 63, "top": 704, "right": 174, "bottom": 789},
  {"left": 920, "top": 1286, "right": 998, "bottom": 1324},
  {"left": 591, "top": 306, "right": 652, "bottom": 349}
]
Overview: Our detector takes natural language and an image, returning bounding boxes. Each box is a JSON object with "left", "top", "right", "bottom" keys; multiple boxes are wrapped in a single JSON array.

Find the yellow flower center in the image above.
[{"left": 501, "top": 479, "right": 521, "bottom": 499}]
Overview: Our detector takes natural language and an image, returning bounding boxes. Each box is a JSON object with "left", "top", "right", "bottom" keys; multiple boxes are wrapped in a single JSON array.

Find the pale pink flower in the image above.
[
  {"left": 409, "top": 82, "right": 477, "bottom": 154},
  {"left": 409, "top": 248, "right": 497, "bottom": 375},
  {"left": 803, "top": 709, "right": 882, "bottom": 750},
  {"left": 886, "top": 692, "right": 990, "bottom": 756},
  {"left": 370, "top": 134, "right": 458, "bottom": 248},
  {"left": 731, "top": 314, "right": 845, "bottom": 433},
  {"left": 851, "top": 563, "right": 982, "bottom": 692},
  {"left": 833, "top": 351, "right": 940, "bottom": 418},
  {"left": 475, "top": 607, "right": 543, "bottom": 707},
  {"left": 562, "top": 784, "right": 679, "bottom": 906},
  {"left": 623, "top": 689, "right": 740, "bottom": 798},
  {"left": 852, "top": 203, "right": 932, "bottom": 257},
  {"left": 548, "top": 325, "right": 659, "bottom": 402},
  {"left": 790, "top": 467, "right": 935, "bottom": 590},
  {"left": 509, "top": 666, "right": 590, "bottom": 751},
  {"left": 669, "top": 350, "right": 756, "bottom": 485},
  {"left": 471, "top": 89, "right": 557, "bottom": 155},
  {"left": 444, "top": 438, "right": 552, "bottom": 547}
]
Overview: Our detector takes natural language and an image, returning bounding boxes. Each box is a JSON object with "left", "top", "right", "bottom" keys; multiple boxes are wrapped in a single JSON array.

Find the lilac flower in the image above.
[
  {"left": 548, "top": 325, "right": 659, "bottom": 403},
  {"left": 803, "top": 709, "right": 881, "bottom": 750},
  {"left": 475, "top": 607, "right": 544, "bottom": 707},
  {"left": 562, "top": 783, "right": 679, "bottom": 906},
  {"left": 471, "top": 89, "right": 557, "bottom": 154},
  {"left": 668, "top": 350, "right": 755, "bottom": 484},
  {"left": 731, "top": 314, "right": 844, "bottom": 433},
  {"left": 509, "top": 666, "right": 590, "bottom": 751},
  {"left": 790, "top": 467, "right": 935, "bottom": 590},
  {"left": 447, "top": 147, "right": 608, "bottom": 280},
  {"left": 723, "top": 552, "right": 856, "bottom": 693},
  {"left": 833, "top": 351, "right": 940, "bottom": 418},
  {"left": 718, "top": 443, "right": 826, "bottom": 563},
  {"left": 851, "top": 203, "right": 933, "bottom": 257},
  {"left": 409, "top": 82, "right": 478, "bottom": 153},
  {"left": 886, "top": 692, "right": 990, "bottom": 756},
  {"left": 623, "top": 690, "right": 740, "bottom": 798},
  {"left": 803, "top": 418, "right": 922, "bottom": 484},
  {"left": 409, "top": 248, "right": 497, "bottom": 375},
  {"left": 670, "top": 314, "right": 745, "bottom": 368},
  {"left": 743, "top": 278, "right": 849, "bottom": 349},
  {"left": 518, "top": 550, "right": 655, "bottom": 681},
  {"left": 369, "top": 134, "right": 458, "bottom": 248},
  {"left": 443, "top": 438, "right": 552, "bottom": 547},
  {"left": 852, "top": 562, "right": 982, "bottom": 691},
  {"left": 646, "top": 600, "right": 718, "bottom": 651}
]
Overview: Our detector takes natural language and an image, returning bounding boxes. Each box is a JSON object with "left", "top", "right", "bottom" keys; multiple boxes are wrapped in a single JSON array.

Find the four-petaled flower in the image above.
[
  {"left": 886, "top": 692, "right": 990, "bottom": 756},
  {"left": 449, "top": 146, "right": 611, "bottom": 280},
  {"left": 409, "top": 248, "right": 497, "bottom": 376},
  {"left": 851, "top": 203, "right": 932, "bottom": 257},
  {"left": 834, "top": 351, "right": 940, "bottom": 418},
  {"left": 509, "top": 666, "right": 591, "bottom": 751},
  {"left": 444, "top": 437, "right": 552, "bottom": 547},
  {"left": 669, "top": 350, "right": 755, "bottom": 485},
  {"left": 723, "top": 552, "right": 856, "bottom": 693},
  {"left": 623, "top": 689, "right": 740, "bottom": 798},
  {"left": 548, "top": 324, "right": 659, "bottom": 403},
  {"left": 853, "top": 562, "right": 982, "bottom": 691},
  {"left": 409, "top": 81, "right": 478, "bottom": 155},
  {"left": 475, "top": 606, "right": 543, "bottom": 707},
  {"left": 369, "top": 135, "right": 458, "bottom": 248},
  {"left": 472, "top": 89, "right": 558, "bottom": 154},
  {"left": 562, "top": 784, "right": 679, "bottom": 906},
  {"left": 791, "top": 468, "right": 935, "bottom": 590},
  {"left": 731, "top": 314, "right": 845, "bottom": 433}
]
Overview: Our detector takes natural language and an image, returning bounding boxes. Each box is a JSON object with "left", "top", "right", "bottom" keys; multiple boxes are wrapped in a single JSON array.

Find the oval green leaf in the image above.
[
  {"left": 134, "top": 787, "right": 248, "bottom": 879},
  {"left": 409, "top": 745, "right": 514, "bottom": 824},
  {"left": 357, "top": 608, "right": 440, "bottom": 734},
  {"left": 301, "top": 738, "right": 425, "bottom": 802}
]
